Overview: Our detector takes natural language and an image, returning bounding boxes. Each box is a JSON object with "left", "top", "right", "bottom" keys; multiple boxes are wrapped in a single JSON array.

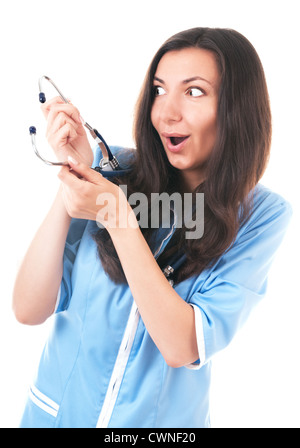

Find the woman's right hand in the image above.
[{"left": 41, "top": 96, "right": 94, "bottom": 166}]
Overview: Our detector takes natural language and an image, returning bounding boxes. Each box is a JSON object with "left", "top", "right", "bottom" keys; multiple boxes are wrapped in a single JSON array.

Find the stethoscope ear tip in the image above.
[
  {"left": 29, "top": 126, "right": 36, "bottom": 135},
  {"left": 39, "top": 92, "right": 46, "bottom": 103}
]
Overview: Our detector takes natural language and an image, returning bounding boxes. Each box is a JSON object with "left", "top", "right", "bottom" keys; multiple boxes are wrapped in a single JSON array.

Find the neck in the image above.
[{"left": 179, "top": 170, "right": 206, "bottom": 193}]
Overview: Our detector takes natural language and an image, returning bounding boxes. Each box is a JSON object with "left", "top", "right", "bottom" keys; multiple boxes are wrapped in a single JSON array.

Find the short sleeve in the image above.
[
  {"left": 54, "top": 218, "right": 88, "bottom": 313},
  {"left": 186, "top": 187, "right": 293, "bottom": 370}
]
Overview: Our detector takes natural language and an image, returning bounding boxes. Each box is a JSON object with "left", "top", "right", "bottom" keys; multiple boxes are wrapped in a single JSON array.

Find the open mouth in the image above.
[
  {"left": 170, "top": 136, "right": 188, "bottom": 146},
  {"left": 162, "top": 133, "right": 190, "bottom": 151}
]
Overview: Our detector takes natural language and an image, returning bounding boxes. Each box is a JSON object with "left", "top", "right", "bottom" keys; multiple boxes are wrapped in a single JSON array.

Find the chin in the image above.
[{"left": 166, "top": 153, "right": 193, "bottom": 171}]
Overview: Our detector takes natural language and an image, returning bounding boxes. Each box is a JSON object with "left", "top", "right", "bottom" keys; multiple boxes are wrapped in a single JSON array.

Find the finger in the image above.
[
  {"left": 48, "top": 123, "right": 78, "bottom": 149},
  {"left": 58, "top": 165, "right": 83, "bottom": 189},
  {"left": 45, "top": 103, "right": 81, "bottom": 131},
  {"left": 41, "top": 96, "right": 67, "bottom": 119},
  {"left": 67, "top": 156, "right": 103, "bottom": 184},
  {"left": 46, "top": 110, "right": 79, "bottom": 137}
]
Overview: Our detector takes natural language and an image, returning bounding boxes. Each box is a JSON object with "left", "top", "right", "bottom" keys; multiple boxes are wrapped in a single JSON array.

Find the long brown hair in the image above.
[{"left": 94, "top": 27, "right": 272, "bottom": 284}]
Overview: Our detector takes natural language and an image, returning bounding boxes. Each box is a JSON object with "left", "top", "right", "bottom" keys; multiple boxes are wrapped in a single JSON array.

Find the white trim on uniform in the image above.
[
  {"left": 185, "top": 304, "right": 206, "bottom": 370},
  {"left": 96, "top": 301, "right": 140, "bottom": 428},
  {"left": 53, "top": 285, "right": 62, "bottom": 313},
  {"left": 29, "top": 385, "right": 59, "bottom": 418}
]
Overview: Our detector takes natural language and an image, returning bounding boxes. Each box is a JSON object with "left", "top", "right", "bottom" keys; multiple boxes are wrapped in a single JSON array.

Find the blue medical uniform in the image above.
[{"left": 20, "top": 147, "right": 292, "bottom": 428}]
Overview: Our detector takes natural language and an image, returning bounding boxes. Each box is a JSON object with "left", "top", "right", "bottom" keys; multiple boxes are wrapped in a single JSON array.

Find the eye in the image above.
[
  {"left": 154, "top": 86, "right": 166, "bottom": 96},
  {"left": 186, "top": 87, "right": 204, "bottom": 97}
]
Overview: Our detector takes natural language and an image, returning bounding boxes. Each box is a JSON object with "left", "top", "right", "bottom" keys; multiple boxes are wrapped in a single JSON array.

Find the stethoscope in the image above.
[
  {"left": 162, "top": 253, "right": 186, "bottom": 286},
  {"left": 29, "top": 76, "right": 123, "bottom": 173},
  {"left": 29, "top": 76, "right": 187, "bottom": 283}
]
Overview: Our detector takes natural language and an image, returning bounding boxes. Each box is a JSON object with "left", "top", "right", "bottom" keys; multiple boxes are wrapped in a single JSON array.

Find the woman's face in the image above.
[{"left": 151, "top": 47, "right": 220, "bottom": 191}]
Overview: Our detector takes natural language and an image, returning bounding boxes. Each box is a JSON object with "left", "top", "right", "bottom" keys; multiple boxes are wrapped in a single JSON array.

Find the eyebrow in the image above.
[{"left": 154, "top": 75, "right": 213, "bottom": 86}]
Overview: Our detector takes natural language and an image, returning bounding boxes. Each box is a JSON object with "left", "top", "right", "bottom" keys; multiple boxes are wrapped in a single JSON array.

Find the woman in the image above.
[{"left": 13, "top": 27, "right": 292, "bottom": 428}]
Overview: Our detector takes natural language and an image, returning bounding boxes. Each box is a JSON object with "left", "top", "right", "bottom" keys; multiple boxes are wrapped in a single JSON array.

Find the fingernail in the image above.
[{"left": 68, "top": 155, "right": 79, "bottom": 165}]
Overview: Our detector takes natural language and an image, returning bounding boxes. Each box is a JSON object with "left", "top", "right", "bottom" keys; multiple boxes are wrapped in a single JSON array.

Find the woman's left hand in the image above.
[{"left": 58, "top": 156, "right": 132, "bottom": 230}]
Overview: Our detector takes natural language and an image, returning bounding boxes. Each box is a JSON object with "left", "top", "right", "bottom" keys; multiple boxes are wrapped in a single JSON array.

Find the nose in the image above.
[{"left": 159, "top": 95, "right": 182, "bottom": 124}]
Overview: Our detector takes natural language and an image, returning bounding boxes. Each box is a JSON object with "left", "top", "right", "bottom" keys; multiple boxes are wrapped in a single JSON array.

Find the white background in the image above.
[{"left": 0, "top": 0, "right": 299, "bottom": 428}]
